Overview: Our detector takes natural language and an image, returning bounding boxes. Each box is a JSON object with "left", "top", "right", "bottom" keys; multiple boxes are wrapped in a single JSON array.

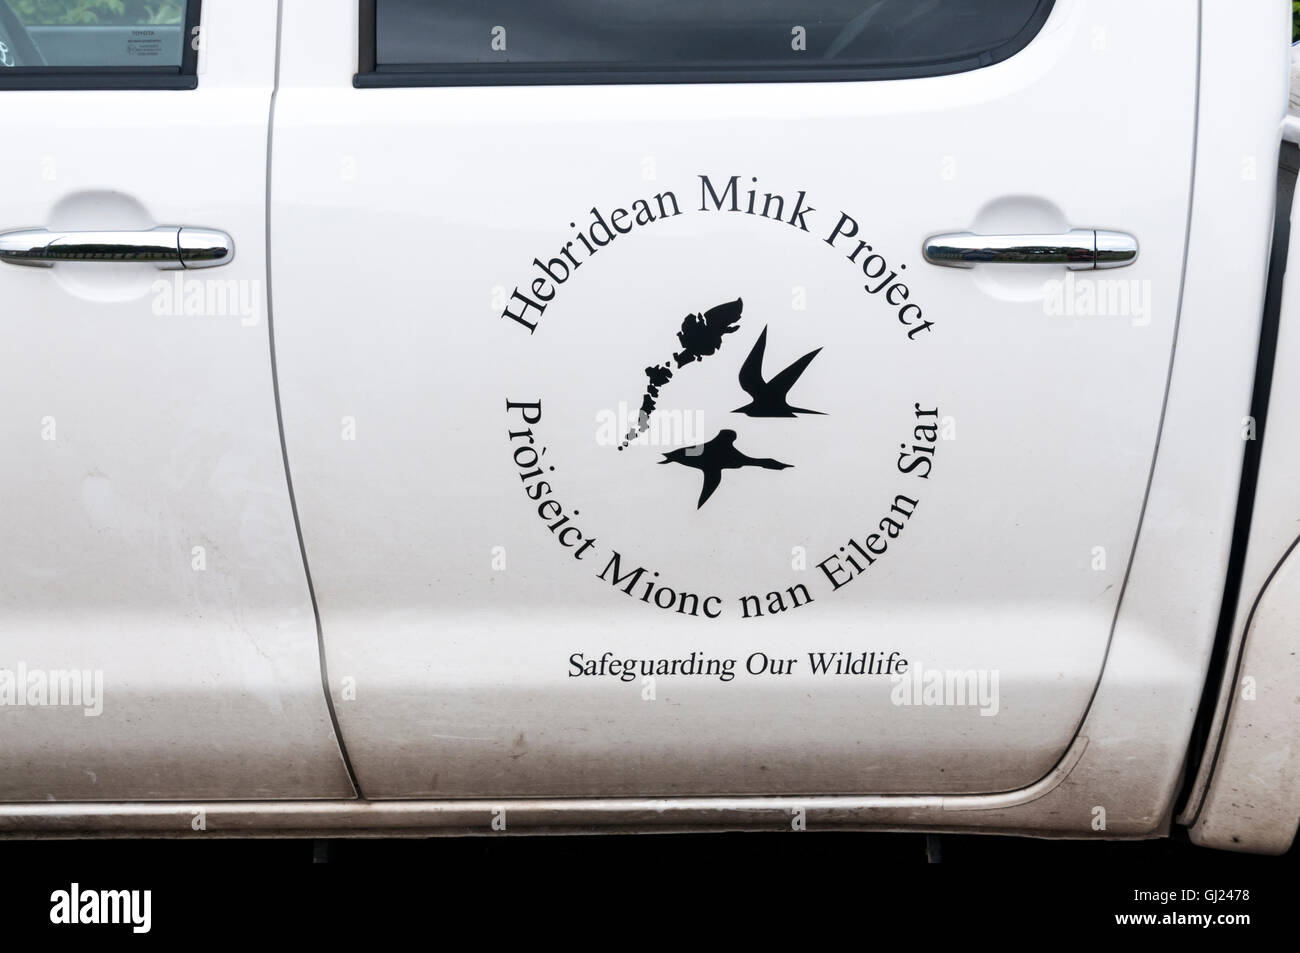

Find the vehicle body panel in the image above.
[{"left": 0, "top": 0, "right": 354, "bottom": 801}]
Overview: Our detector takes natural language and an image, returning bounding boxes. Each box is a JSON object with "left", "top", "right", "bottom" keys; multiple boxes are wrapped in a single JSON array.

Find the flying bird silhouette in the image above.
[
  {"left": 659, "top": 429, "right": 792, "bottom": 508},
  {"left": 733, "top": 325, "right": 824, "bottom": 417}
]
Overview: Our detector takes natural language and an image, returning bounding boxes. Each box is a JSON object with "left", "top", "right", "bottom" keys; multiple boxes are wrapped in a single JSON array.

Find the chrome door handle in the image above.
[
  {"left": 0, "top": 226, "right": 234, "bottom": 269},
  {"left": 922, "top": 228, "right": 1137, "bottom": 270}
]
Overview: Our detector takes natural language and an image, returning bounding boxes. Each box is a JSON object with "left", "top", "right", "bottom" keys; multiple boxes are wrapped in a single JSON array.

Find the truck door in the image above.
[
  {"left": 269, "top": 0, "right": 1196, "bottom": 797},
  {"left": 0, "top": 0, "right": 353, "bottom": 800}
]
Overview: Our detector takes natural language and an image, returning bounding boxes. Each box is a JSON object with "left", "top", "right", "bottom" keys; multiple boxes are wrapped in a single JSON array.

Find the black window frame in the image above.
[
  {"left": 354, "top": 0, "right": 1056, "bottom": 88},
  {"left": 0, "top": 0, "right": 202, "bottom": 91}
]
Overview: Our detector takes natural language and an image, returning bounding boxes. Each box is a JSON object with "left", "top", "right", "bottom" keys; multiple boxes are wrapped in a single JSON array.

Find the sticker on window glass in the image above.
[{"left": 126, "top": 29, "right": 163, "bottom": 58}]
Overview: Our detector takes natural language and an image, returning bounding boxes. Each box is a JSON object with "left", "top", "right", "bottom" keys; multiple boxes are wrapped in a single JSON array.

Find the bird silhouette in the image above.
[
  {"left": 659, "top": 429, "right": 792, "bottom": 508},
  {"left": 732, "top": 325, "right": 824, "bottom": 417}
]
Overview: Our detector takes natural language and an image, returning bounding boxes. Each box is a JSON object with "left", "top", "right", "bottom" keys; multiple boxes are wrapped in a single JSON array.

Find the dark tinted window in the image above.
[{"left": 364, "top": 0, "right": 1055, "bottom": 85}]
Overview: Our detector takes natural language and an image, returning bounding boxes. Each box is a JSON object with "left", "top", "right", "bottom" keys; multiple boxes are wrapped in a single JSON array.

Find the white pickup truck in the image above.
[{"left": 0, "top": 0, "right": 1295, "bottom": 855}]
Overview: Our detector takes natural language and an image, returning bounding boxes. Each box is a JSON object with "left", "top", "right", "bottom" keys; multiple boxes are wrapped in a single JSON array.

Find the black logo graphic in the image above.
[
  {"left": 621, "top": 298, "right": 825, "bottom": 509},
  {"left": 659, "top": 429, "right": 792, "bottom": 509},
  {"left": 673, "top": 297, "right": 744, "bottom": 368},
  {"left": 620, "top": 298, "right": 744, "bottom": 450},
  {"left": 733, "top": 325, "right": 824, "bottom": 417},
  {"left": 500, "top": 175, "right": 941, "bottom": 617}
]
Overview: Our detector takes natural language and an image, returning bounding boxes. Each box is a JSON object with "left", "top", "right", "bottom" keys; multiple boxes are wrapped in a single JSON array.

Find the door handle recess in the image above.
[
  {"left": 0, "top": 226, "right": 233, "bottom": 269},
  {"left": 922, "top": 228, "right": 1137, "bottom": 270}
]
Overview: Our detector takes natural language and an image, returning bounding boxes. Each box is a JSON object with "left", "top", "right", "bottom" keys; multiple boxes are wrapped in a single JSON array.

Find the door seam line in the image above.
[
  {"left": 1056, "top": 0, "right": 1204, "bottom": 763},
  {"left": 264, "top": 0, "right": 364, "bottom": 799}
]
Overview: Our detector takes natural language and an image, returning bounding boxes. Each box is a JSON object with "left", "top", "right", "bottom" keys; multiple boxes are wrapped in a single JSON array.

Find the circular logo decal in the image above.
[{"left": 497, "top": 173, "right": 943, "bottom": 622}]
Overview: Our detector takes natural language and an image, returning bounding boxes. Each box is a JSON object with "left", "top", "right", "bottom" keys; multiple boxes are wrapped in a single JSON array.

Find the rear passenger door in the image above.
[
  {"left": 270, "top": 0, "right": 1196, "bottom": 797},
  {"left": 0, "top": 0, "right": 353, "bottom": 800}
]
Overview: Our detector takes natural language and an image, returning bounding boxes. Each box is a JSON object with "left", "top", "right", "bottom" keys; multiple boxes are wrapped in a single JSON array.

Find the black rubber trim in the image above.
[
  {"left": 354, "top": 0, "right": 1054, "bottom": 88},
  {"left": 1176, "top": 140, "right": 1299, "bottom": 819},
  {"left": 180, "top": 0, "right": 202, "bottom": 75},
  {"left": 0, "top": 71, "right": 196, "bottom": 90},
  {"left": 0, "top": 0, "right": 201, "bottom": 90},
  {"left": 357, "top": 0, "right": 375, "bottom": 74}
]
